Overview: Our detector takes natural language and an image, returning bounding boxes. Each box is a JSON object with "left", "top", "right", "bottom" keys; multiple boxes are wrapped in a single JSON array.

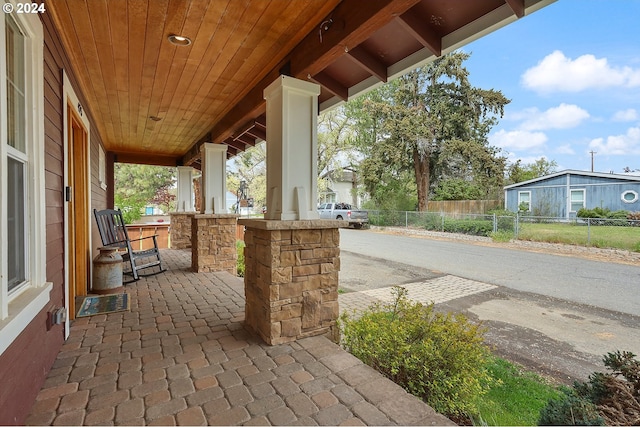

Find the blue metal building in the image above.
[{"left": 504, "top": 170, "right": 640, "bottom": 218}]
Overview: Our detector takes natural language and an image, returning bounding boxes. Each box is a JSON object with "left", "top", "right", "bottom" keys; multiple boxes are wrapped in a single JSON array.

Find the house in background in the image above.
[
  {"left": 319, "top": 170, "right": 366, "bottom": 207},
  {"left": 504, "top": 170, "right": 640, "bottom": 218}
]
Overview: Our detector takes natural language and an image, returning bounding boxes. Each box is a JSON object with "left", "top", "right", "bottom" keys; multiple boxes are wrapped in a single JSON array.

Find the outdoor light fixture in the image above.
[
  {"left": 149, "top": 116, "right": 162, "bottom": 121},
  {"left": 168, "top": 34, "right": 192, "bottom": 46}
]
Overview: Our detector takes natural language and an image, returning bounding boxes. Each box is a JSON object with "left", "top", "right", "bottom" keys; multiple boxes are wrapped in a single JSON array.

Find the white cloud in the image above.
[
  {"left": 521, "top": 50, "right": 640, "bottom": 93},
  {"left": 490, "top": 129, "right": 547, "bottom": 151},
  {"left": 518, "top": 103, "right": 590, "bottom": 131},
  {"left": 612, "top": 108, "right": 638, "bottom": 122},
  {"left": 588, "top": 126, "right": 640, "bottom": 155},
  {"left": 555, "top": 144, "right": 575, "bottom": 155}
]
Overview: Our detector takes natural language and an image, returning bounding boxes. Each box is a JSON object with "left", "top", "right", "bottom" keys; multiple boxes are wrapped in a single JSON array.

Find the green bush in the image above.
[
  {"left": 577, "top": 207, "right": 629, "bottom": 219},
  {"left": 340, "top": 286, "right": 492, "bottom": 418},
  {"left": 538, "top": 388, "right": 604, "bottom": 426},
  {"left": 236, "top": 240, "right": 245, "bottom": 277},
  {"left": 443, "top": 218, "right": 493, "bottom": 236}
]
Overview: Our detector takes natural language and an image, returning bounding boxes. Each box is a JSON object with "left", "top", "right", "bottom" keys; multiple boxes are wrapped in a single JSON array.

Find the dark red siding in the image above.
[{"left": 0, "top": 10, "right": 107, "bottom": 424}]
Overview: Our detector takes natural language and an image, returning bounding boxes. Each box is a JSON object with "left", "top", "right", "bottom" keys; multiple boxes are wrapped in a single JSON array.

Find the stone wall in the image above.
[
  {"left": 240, "top": 219, "right": 343, "bottom": 345},
  {"left": 169, "top": 212, "right": 195, "bottom": 249},
  {"left": 192, "top": 214, "right": 239, "bottom": 274}
]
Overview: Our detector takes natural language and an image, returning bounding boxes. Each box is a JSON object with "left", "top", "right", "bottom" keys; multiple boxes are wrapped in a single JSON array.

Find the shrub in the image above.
[
  {"left": 236, "top": 240, "right": 245, "bottom": 277},
  {"left": 340, "top": 286, "right": 492, "bottom": 418},
  {"left": 443, "top": 218, "right": 493, "bottom": 236},
  {"left": 539, "top": 351, "right": 640, "bottom": 425},
  {"left": 577, "top": 207, "right": 629, "bottom": 219},
  {"left": 538, "top": 388, "right": 604, "bottom": 426}
]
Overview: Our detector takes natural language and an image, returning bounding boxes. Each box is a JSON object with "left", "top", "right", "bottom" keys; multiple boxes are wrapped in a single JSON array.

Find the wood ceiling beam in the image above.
[
  {"left": 113, "top": 152, "right": 179, "bottom": 167},
  {"left": 310, "top": 72, "right": 349, "bottom": 101},
  {"left": 289, "top": 0, "right": 421, "bottom": 78},
  {"left": 505, "top": 0, "right": 525, "bottom": 18},
  {"left": 396, "top": 10, "right": 441, "bottom": 56},
  {"left": 245, "top": 126, "right": 266, "bottom": 142},
  {"left": 346, "top": 46, "right": 388, "bottom": 82},
  {"left": 181, "top": 0, "right": 420, "bottom": 165},
  {"left": 234, "top": 134, "right": 257, "bottom": 147}
]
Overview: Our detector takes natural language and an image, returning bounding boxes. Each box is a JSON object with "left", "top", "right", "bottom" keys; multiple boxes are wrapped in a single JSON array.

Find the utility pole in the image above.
[{"left": 589, "top": 150, "right": 596, "bottom": 172}]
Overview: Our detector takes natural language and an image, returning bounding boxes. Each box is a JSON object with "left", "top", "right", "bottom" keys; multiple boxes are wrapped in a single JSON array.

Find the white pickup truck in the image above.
[{"left": 317, "top": 203, "right": 369, "bottom": 229}]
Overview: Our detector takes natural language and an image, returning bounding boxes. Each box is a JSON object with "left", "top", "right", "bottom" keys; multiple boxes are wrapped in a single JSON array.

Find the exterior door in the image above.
[{"left": 67, "top": 103, "right": 90, "bottom": 319}]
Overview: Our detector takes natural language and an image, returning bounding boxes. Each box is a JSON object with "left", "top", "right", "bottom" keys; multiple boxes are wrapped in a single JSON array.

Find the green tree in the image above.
[
  {"left": 351, "top": 52, "right": 509, "bottom": 210},
  {"left": 230, "top": 143, "right": 267, "bottom": 211},
  {"left": 114, "top": 164, "right": 176, "bottom": 223},
  {"left": 506, "top": 157, "right": 558, "bottom": 184}
]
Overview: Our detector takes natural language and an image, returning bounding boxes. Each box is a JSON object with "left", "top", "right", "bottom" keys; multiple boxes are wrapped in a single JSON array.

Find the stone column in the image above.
[
  {"left": 168, "top": 212, "right": 195, "bottom": 249},
  {"left": 192, "top": 214, "right": 239, "bottom": 274},
  {"left": 200, "top": 143, "right": 228, "bottom": 214},
  {"left": 264, "top": 76, "right": 320, "bottom": 220},
  {"left": 240, "top": 219, "right": 343, "bottom": 345},
  {"left": 170, "top": 166, "right": 197, "bottom": 249}
]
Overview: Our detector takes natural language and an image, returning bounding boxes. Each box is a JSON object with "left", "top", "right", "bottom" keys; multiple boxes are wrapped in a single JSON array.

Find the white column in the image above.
[
  {"left": 200, "top": 143, "right": 228, "bottom": 214},
  {"left": 175, "top": 166, "right": 195, "bottom": 212},
  {"left": 263, "top": 75, "right": 320, "bottom": 220}
]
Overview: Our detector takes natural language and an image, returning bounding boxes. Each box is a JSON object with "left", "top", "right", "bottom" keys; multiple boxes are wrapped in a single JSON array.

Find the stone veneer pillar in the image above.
[
  {"left": 169, "top": 212, "right": 196, "bottom": 249},
  {"left": 239, "top": 218, "right": 344, "bottom": 345},
  {"left": 192, "top": 214, "right": 239, "bottom": 274}
]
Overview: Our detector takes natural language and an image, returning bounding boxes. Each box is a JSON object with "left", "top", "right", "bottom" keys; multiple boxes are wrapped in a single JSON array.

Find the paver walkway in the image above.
[
  {"left": 339, "top": 276, "right": 497, "bottom": 315},
  {"left": 26, "top": 249, "right": 453, "bottom": 426}
]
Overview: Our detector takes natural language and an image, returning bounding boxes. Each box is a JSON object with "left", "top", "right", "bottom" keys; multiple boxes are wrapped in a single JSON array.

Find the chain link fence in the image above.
[{"left": 367, "top": 210, "right": 640, "bottom": 252}]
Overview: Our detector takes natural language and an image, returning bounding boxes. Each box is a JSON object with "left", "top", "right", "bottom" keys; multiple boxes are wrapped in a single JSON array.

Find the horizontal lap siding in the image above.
[{"left": 0, "top": 11, "right": 106, "bottom": 424}]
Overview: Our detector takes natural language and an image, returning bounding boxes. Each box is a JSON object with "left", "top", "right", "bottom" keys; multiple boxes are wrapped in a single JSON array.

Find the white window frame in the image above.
[
  {"left": 570, "top": 189, "right": 586, "bottom": 212},
  {"left": 621, "top": 190, "right": 639, "bottom": 204},
  {"left": 517, "top": 191, "right": 531, "bottom": 211},
  {"left": 0, "top": 4, "right": 52, "bottom": 356}
]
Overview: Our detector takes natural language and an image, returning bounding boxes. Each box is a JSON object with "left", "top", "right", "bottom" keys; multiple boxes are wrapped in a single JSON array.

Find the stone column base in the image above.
[
  {"left": 192, "top": 214, "right": 239, "bottom": 274},
  {"left": 169, "top": 212, "right": 196, "bottom": 249},
  {"left": 239, "top": 219, "right": 344, "bottom": 345}
]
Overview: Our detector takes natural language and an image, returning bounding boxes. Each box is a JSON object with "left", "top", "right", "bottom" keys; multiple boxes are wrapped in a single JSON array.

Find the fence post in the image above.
[
  {"left": 441, "top": 212, "right": 444, "bottom": 232},
  {"left": 493, "top": 213, "right": 497, "bottom": 233},
  {"left": 587, "top": 218, "right": 591, "bottom": 245},
  {"left": 406, "top": 211, "right": 408, "bottom": 228},
  {"left": 515, "top": 213, "right": 519, "bottom": 239}
]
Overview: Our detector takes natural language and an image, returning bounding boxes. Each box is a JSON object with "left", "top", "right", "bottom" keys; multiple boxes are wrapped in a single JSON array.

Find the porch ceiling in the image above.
[{"left": 47, "top": 0, "right": 555, "bottom": 169}]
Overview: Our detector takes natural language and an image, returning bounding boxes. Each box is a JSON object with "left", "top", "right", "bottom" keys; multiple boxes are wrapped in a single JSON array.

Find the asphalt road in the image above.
[
  {"left": 339, "top": 228, "right": 640, "bottom": 316},
  {"left": 338, "top": 227, "right": 640, "bottom": 381}
]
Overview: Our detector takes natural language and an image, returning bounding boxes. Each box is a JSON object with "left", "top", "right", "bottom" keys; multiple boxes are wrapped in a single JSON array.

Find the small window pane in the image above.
[
  {"left": 570, "top": 190, "right": 584, "bottom": 212},
  {"left": 7, "top": 157, "right": 26, "bottom": 291},
  {"left": 5, "top": 15, "right": 26, "bottom": 153}
]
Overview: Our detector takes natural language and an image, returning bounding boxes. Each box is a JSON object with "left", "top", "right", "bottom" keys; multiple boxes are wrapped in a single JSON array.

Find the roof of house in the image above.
[{"left": 504, "top": 169, "right": 640, "bottom": 190}]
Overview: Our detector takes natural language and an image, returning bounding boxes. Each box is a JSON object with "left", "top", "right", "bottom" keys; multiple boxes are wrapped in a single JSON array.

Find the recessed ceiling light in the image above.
[{"left": 168, "top": 34, "right": 192, "bottom": 46}]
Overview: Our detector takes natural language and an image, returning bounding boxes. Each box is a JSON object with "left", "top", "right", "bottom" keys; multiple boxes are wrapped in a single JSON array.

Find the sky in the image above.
[{"left": 461, "top": 0, "right": 640, "bottom": 175}]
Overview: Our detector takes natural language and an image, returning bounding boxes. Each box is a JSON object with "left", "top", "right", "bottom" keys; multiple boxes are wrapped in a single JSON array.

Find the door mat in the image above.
[{"left": 77, "top": 293, "right": 130, "bottom": 317}]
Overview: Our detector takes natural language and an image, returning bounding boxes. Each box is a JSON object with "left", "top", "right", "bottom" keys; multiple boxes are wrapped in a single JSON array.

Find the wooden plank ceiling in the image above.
[{"left": 47, "top": 0, "right": 555, "bottom": 169}]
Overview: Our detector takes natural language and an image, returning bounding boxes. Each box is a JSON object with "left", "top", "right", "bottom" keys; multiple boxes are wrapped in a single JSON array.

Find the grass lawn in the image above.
[
  {"left": 474, "top": 357, "right": 562, "bottom": 426},
  {"left": 518, "top": 222, "right": 640, "bottom": 252}
]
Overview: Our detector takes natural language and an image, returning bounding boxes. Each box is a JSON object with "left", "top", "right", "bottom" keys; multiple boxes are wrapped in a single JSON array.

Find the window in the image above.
[
  {"left": 1, "top": 6, "right": 50, "bottom": 355},
  {"left": 518, "top": 191, "right": 531, "bottom": 211},
  {"left": 621, "top": 190, "right": 638, "bottom": 204},
  {"left": 570, "top": 189, "right": 585, "bottom": 212}
]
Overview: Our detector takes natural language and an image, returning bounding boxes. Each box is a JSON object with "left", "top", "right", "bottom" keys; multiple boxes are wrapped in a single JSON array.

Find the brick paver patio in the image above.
[{"left": 26, "top": 249, "right": 453, "bottom": 426}]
